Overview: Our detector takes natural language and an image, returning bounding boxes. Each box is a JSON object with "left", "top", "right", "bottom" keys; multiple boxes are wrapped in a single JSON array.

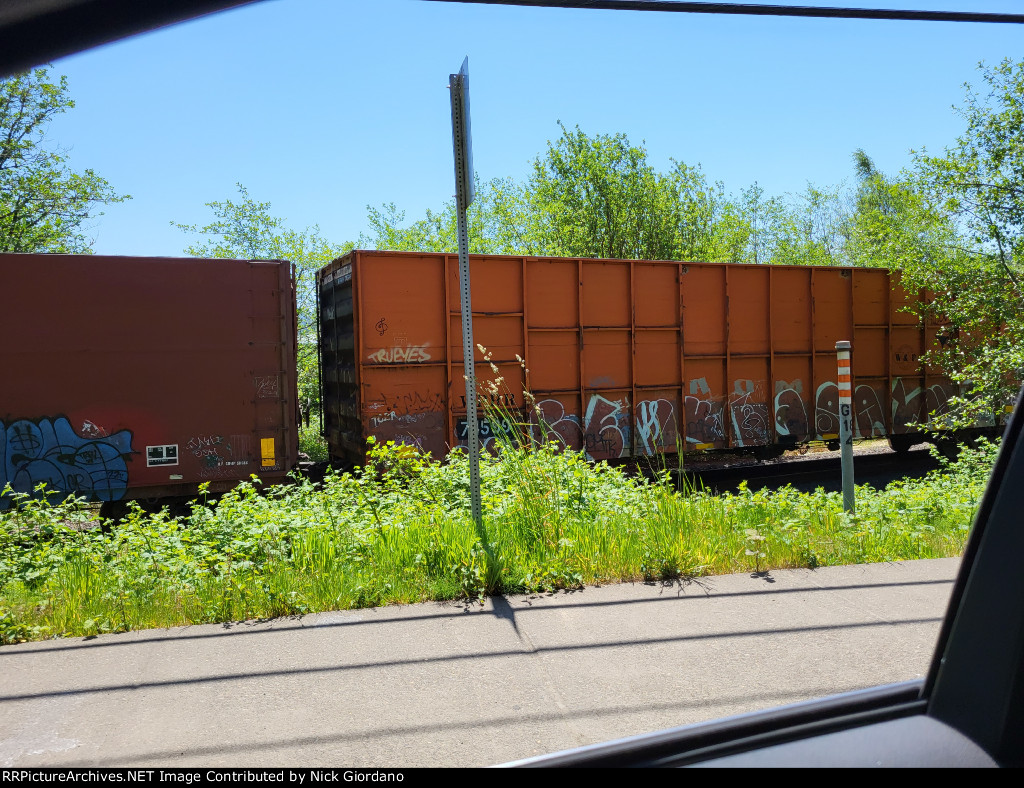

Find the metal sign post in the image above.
[
  {"left": 450, "top": 56, "right": 482, "bottom": 526},
  {"left": 836, "top": 341, "right": 855, "bottom": 513}
]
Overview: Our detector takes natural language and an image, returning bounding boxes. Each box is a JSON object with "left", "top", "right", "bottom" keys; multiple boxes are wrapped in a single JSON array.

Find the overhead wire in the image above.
[{"left": 423, "top": 1, "right": 1024, "bottom": 24}]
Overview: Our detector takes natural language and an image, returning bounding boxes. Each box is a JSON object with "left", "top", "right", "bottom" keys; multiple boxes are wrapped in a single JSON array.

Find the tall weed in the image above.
[{"left": 0, "top": 435, "right": 998, "bottom": 644}]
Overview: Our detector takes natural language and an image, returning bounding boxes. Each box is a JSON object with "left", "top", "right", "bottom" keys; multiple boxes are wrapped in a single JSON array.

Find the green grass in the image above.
[
  {"left": 0, "top": 435, "right": 997, "bottom": 645},
  {"left": 298, "top": 424, "right": 329, "bottom": 462}
]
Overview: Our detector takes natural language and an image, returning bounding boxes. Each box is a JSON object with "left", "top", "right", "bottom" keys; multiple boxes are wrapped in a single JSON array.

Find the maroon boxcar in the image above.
[{"left": 0, "top": 254, "right": 299, "bottom": 510}]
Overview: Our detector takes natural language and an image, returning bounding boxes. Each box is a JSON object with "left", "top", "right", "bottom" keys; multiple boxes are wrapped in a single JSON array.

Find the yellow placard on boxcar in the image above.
[{"left": 261, "top": 437, "right": 276, "bottom": 467}]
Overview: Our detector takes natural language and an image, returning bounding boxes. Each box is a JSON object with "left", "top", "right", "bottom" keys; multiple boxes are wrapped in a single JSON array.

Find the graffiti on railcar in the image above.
[
  {"left": 366, "top": 344, "right": 432, "bottom": 364},
  {"left": 774, "top": 380, "right": 809, "bottom": 441},
  {"left": 376, "top": 411, "right": 444, "bottom": 455},
  {"left": 854, "top": 385, "right": 886, "bottom": 438},
  {"left": 185, "top": 434, "right": 229, "bottom": 477},
  {"left": 465, "top": 391, "right": 517, "bottom": 410},
  {"left": 892, "top": 377, "right": 925, "bottom": 430},
  {"left": 377, "top": 390, "right": 445, "bottom": 414},
  {"left": 729, "top": 379, "right": 770, "bottom": 446},
  {"left": 0, "top": 417, "right": 133, "bottom": 504},
  {"left": 530, "top": 399, "right": 583, "bottom": 451},
  {"left": 891, "top": 378, "right": 959, "bottom": 431},
  {"left": 815, "top": 381, "right": 841, "bottom": 437},
  {"left": 370, "top": 411, "right": 399, "bottom": 428},
  {"left": 79, "top": 420, "right": 109, "bottom": 438},
  {"left": 254, "top": 375, "right": 280, "bottom": 399},
  {"left": 365, "top": 389, "right": 446, "bottom": 457},
  {"left": 455, "top": 414, "right": 520, "bottom": 454},
  {"left": 818, "top": 380, "right": 903, "bottom": 439},
  {"left": 385, "top": 411, "right": 443, "bottom": 456},
  {"left": 684, "top": 378, "right": 725, "bottom": 446},
  {"left": 635, "top": 398, "right": 678, "bottom": 455},
  {"left": 925, "top": 382, "right": 956, "bottom": 420},
  {"left": 184, "top": 434, "right": 256, "bottom": 478},
  {"left": 185, "top": 434, "right": 226, "bottom": 458},
  {"left": 583, "top": 394, "right": 631, "bottom": 461}
]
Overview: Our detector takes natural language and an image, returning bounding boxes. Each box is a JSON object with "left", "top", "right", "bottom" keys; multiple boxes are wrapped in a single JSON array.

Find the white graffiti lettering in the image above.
[
  {"left": 530, "top": 399, "right": 582, "bottom": 451},
  {"left": 583, "top": 394, "right": 630, "bottom": 460},
  {"left": 685, "top": 377, "right": 725, "bottom": 446},
  {"left": 635, "top": 398, "right": 677, "bottom": 455},
  {"left": 773, "top": 380, "right": 808, "bottom": 440},
  {"left": 367, "top": 344, "right": 432, "bottom": 364}
]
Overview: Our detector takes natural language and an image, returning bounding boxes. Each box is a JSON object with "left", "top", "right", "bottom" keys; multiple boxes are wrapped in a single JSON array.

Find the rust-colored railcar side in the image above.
[
  {"left": 1, "top": 254, "right": 299, "bottom": 508},
  {"left": 318, "top": 251, "right": 955, "bottom": 466}
]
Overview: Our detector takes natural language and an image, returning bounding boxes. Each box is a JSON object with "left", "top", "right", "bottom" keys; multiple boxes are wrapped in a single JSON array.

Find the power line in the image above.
[{"left": 422, "top": 1, "right": 1024, "bottom": 24}]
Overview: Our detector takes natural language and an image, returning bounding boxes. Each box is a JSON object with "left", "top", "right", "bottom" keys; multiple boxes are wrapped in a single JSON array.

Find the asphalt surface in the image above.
[{"left": 0, "top": 558, "right": 960, "bottom": 768}]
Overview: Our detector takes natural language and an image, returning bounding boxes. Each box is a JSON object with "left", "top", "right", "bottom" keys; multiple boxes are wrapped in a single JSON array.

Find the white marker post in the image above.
[
  {"left": 836, "top": 340, "right": 855, "bottom": 513},
  {"left": 449, "top": 57, "right": 482, "bottom": 526}
]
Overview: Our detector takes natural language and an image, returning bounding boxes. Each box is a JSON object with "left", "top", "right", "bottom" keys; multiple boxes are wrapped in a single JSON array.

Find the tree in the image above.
[
  {"left": 363, "top": 176, "right": 513, "bottom": 255},
  {"left": 365, "top": 124, "right": 738, "bottom": 263},
  {"left": 708, "top": 182, "right": 799, "bottom": 265},
  {"left": 842, "top": 150, "right": 952, "bottom": 270},
  {"left": 519, "top": 123, "right": 678, "bottom": 259},
  {"left": 775, "top": 183, "right": 849, "bottom": 267},
  {"left": 903, "top": 59, "right": 1024, "bottom": 427},
  {"left": 916, "top": 59, "right": 1024, "bottom": 286},
  {"left": 663, "top": 159, "right": 728, "bottom": 261},
  {"left": 173, "top": 184, "right": 354, "bottom": 420},
  {"left": 0, "top": 67, "right": 127, "bottom": 252}
]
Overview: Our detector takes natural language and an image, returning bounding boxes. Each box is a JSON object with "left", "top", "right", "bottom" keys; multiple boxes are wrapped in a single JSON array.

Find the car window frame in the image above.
[{"left": 3, "top": 0, "right": 1022, "bottom": 768}]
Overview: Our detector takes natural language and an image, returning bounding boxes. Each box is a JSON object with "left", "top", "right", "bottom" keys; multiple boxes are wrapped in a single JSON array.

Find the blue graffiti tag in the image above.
[{"left": 0, "top": 417, "right": 133, "bottom": 506}]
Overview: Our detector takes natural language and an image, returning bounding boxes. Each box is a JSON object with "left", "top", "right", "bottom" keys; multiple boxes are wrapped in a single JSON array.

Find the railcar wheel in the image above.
[
  {"left": 98, "top": 499, "right": 129, "bottom": 529},
  {"left": 754, "top": 444, "right": 786, "bottom": 461},
  {"left": 935, "top": 437, "right": 962, "bottom": 461},
  {"left": 887, "top": 435, "right": 915, "bottom": 455}
]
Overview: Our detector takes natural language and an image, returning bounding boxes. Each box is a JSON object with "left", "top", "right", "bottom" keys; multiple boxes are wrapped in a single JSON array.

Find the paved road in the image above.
[{"left": 0, "top": 558, "right": 960, "bottom": 768}]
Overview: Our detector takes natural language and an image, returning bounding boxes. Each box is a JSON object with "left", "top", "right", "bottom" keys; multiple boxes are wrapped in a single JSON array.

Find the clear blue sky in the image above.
[{"left": 43, "top": 0, "right": 1024, "bottom": 257}]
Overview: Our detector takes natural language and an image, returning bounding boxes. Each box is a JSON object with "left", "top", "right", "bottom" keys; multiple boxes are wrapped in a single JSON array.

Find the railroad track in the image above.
[{"left": 635, "top": 445, "right": 942, "bottom": 494}]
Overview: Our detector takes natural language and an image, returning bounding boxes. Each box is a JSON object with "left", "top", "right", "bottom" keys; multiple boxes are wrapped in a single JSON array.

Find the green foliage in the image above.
[
  {"left": 844, "top": 153, "right": 953, "bottom": 272},
  {"left": 173, "top": 184, "right": 355, "bottom": 412},
  {"left": 779, "top": 183, "right": 850, "bottom": 267},
  {"left": 298, "top": 425, "right": 328, "bottom": 462},
  {"left": 714, "top": 182, "right": 798, "bottom": 265},
  {"left": 905, "top": 58, "right": 1024, "bottom": 426},
  {"left": 362, "top": 176, "right": 513, "bottom": 255},
  {"left": 0, "top": 431, "right": 995, "bottom": 644},
  {"left": 0, "top": 67, "right": 128, "bottom": 252},
  {"left": 360, "top": 123, "right": 912, "bottom": 275},
  {"left": 364, "top": 123, "right": 772, "bottom": 264},
  {"left": 916, "top": 58, "right": 1024, "bottom": 278},
  {"left": 831, "top": 61, "right": 1024, "bottom": 428},
  {"left": 520, "top": 123, "right": 690, "bottom": 260}
]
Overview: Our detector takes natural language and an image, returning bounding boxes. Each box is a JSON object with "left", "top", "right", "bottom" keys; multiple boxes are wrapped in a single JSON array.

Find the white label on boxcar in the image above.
[{"left": 147, "top": 444, "right": 179, "bottom": 466}]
